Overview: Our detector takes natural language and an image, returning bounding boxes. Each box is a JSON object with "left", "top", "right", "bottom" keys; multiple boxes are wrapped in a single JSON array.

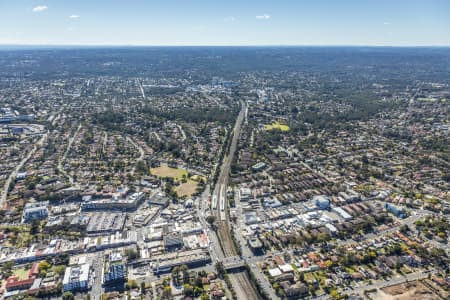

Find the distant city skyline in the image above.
[{"left": 1, "top": 0, "right": 450, "bottom": 46}]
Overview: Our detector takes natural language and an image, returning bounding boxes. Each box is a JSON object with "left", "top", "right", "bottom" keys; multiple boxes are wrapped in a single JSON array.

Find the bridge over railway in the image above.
[{"left": 221, "top": 256, "right": 246, "bottom": 271}]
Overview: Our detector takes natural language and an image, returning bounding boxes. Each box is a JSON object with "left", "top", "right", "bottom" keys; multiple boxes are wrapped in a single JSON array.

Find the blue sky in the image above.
[{"left": 1, "top": 0, "right": 449, "bottom": 46}]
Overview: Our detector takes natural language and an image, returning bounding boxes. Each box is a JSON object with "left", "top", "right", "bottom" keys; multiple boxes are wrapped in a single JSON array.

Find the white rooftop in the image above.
[
  {"left": 268, "top": 267, "right": 282, "bottom": 277},
  {"left": 279, "top": 264, "right": 294, "bottom": 273}
]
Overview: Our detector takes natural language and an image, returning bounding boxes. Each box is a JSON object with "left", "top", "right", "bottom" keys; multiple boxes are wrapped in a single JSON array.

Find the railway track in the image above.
[
  {"left": 210, "top": 101, "right": 262, "bottom": 299},
  {"left": 229, "top": 271, "right": 260, "bottom": 300}
]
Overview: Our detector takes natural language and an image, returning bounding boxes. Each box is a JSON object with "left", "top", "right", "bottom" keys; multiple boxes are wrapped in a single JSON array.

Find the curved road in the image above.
[
  {"left": 126, "top": 136, "right": 146, "bottom": 174},
  {"left": 1, "top": 132, "right": 48, "bottom": 208}
]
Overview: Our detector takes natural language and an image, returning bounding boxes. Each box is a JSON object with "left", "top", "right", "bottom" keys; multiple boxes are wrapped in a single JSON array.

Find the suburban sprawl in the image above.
[{"left": 0, "top": 47, "right": 449, "bottom": 300}]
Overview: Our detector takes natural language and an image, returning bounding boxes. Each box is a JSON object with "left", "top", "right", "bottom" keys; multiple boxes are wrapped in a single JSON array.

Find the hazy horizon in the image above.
[{"left": 1, "top": 45, "right": 450, "bottom": 49}]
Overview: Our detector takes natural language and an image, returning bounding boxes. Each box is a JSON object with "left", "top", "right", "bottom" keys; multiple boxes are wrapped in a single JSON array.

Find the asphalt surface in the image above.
[
  {"left": 348, "top": 270, "right": 436, "bottom": 297},
  {"left": 91, "top": 253, "right": 105, "bottom": 300}
]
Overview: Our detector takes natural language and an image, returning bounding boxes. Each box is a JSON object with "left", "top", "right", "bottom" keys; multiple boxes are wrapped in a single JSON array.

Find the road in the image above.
[
  {"left": 102, "top": 132, "right": 108, "bottom": 154},
  {"left": 90, "top": 252, "right": 105, "bottom": 300},
  {"left": 152, "top": 132, "right": 162, "bottom": 142},
  {"left": 176, "top": 124, "right": 187, "bottom": 141},
  {"left": 336, "top": 207, "right": 431, "bottom": 247},
  {"left": 137, "top": 78, "right": 146, "bottom": 99},
  {"left": 126, "top": 136, "right": 146, "bottom": 174},
  {"left": 1, "top": 132, "right": 48, "bottom": 208},
  {"left": 346, "top": 270, "right": 436, "bottom": 297},
  {"left": 58, "top": 123, "right": 82, "bottom": 186},
  {"left": 406, "top": 82, "right": 423, "bottom": 116}
]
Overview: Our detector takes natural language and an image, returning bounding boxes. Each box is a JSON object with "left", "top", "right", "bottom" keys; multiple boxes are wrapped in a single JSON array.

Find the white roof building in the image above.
[
  {"left": 268, "top": 268, "right": 282, "bottom": 277},
  {"left": 279, "top": 264, "right": 294, "bottom": 273},
  {"left": 63, "top": 263, "right": 90, "bottom": 292}
]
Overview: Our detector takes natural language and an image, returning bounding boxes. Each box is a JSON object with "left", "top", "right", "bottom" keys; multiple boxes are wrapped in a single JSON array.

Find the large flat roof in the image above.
[{"left": 63, "top": 263, "right": 90, "bottom": 285}]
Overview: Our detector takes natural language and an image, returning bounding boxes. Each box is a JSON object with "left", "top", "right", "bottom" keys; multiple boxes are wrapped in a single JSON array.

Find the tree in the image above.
[
  {"left": 193, "top": 286, "right": 203, "bottom": 296},
  {"left": 53, "top": 265, "right": 66, "bottom": 276},
  {"left": 395, "top": 261, "right": 402, "bottom": 273},
  {"left": 125, "top": 248, "right": 139, "bottom": 260},
  {"left": 200, "top": 293, "right": 209, "bottom": 300},
  {"left": 299, "top": 271, "right": 305, "bottom": 283},
  {"left": 62, "top": 291, "right": 74, "bottom": 300},
  {"left": 52, "top": 254, "right": 69, "bottom": 266},
  {"left": 215, "top": 262, "right": 226, "bottom": 278},
  {"left": 330, "top": 289, "right": 340, "bottom": 299},
  {"left": 206, "top": 215, "right": 216, "bottom": 230},
  {"left": 399, "top": 224, "right": 409, "bottom": 234},
  {"left": 136, "top": 160, "right": 149, "bottom": 175},
  {"left": 172, "top": 266, "right": 181, "bottom": 286},
  {"left": 128, "top": 279, "right": 138, "bottom": 289},
  {"left": 206, "top": 215, "right": 215, "bottom": 224},
  {"left": 387, "top": 243, "right": 403, "bottom": 256},
  {"left": 183, "top": 284, "right": 194, "bottom": 297},
  {"left": 30, "top": 220, "right": 40, "bottom": 235},
  {"left": 38, "top": 261, "right": 51, "bottom": 273},
  {"left": 162, "top": 285, "right": 172, "bottom": 299},
  {"left": 1, "top": 261, "right": 13, "bottom": 278},
  {"left": 180, "top": 264, "right": 189, "bottom": 284}
]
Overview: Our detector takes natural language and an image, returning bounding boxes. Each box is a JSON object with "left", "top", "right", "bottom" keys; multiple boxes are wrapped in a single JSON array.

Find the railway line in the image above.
[
  {"left": 229, "top": 271, "right": 260, "bottom": 300},
  {"left": 210, "top": 101, "right": 261, "bottom": 300}
]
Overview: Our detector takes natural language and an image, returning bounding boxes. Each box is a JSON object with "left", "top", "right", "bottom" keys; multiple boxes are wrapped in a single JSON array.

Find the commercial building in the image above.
[
  {"left": 0, "top": 113, "right": 35, "bottom": 123},
  {"left": 148, "top": 194, "right": 170, "bottom": 208},
  {"left": 153, "top": 249, "right": 211, "bottom": 274},
  {"left": 86, "top": 212, "right": 126, "bottom": 235},
  {"left": 62, "top": 263, "right": 90, "bottom": 292},
  {"left": 133, "top": 206, "right": 160, "bottom": 227},
  {"left": 263, "top": 197, "right": 282, "bottom": 208},
  {"left": 81, "top": 192, "right": 145, "bottom": 212},
  {"left": 22, "top": 201, "right": 49, "bottom": 223},
  {"left": 244, "top": 212, "right": 260, "bottom": 225},
  {"left": 248, "top": 237, "right": 264, "bottom": 254},
  {"left": 163, "top": 232, "right": 184, "bottom": 251},
  {"left": 103, "top": 264, "right": 126, "bottom": 291},
  {"left": 239, "top": 187, "right": 252, "bottom": 201},
  {"left": 385, "top": 203, "right": 407, "bottom": 218}
]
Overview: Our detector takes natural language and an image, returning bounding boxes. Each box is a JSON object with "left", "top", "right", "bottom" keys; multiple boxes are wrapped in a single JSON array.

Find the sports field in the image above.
[
  {"left": 264, "top": 121, "right": 290, "bottom": 131},
  {"left": 150, "top": 165, "right": 188, "bottom": 180},
  {"left": 151, "top": 165, "right": 200, "bottom": 197},
  {"left": 175, "top": 180, "right": 198, "bottom": 197}
]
